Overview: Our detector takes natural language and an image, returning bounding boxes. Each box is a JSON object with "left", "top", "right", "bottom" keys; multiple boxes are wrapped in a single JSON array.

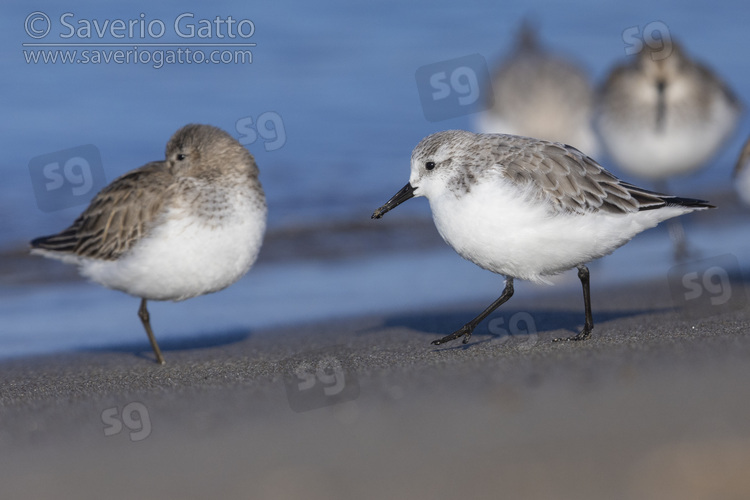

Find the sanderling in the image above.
[
  {"left": 372, "top": 130, "right": 713, "bottom": 345},
  {"left": 598, "top": 39, "right": 741, "bottom": 180},
  {"left": 477, "top": 22, "right": 598, "bottom": 157},
  {"left": 733, "top": 136, "right": 750, "bottom": 206},
  {"left": 31, "top": 124, "right": 267, "bottom": 364}
]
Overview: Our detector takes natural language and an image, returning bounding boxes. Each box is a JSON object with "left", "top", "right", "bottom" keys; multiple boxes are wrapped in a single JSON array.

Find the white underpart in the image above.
[
  {"left": 62, "top": 197, "right": 266, "bottom": 302},
  {"left": 422, "top": 178, "right": 698, "bottom": 284}
]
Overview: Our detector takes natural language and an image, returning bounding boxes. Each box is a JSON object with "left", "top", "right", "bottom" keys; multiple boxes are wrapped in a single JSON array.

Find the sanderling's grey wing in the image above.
[
  {"left": 499, "top": 138, "right": 703, "bottom": 214},
  {"left": 31, "top": 161, "right": 172, "bottom": 260}
]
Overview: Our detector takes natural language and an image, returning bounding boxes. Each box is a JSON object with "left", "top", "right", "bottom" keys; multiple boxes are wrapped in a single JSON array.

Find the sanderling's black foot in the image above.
[
  {"left": 552, "top": 328, "right": 591, "bottom": 343},
  {"left": 431, "top": 325, "right": 473, "bottom": 346}
]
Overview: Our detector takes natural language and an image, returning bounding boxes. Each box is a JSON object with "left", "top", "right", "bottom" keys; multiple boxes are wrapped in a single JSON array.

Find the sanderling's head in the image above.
[
  {"left": 372, "top": 130, "right": 490, "bottom": 219},
  {"left": 409, "top": 130, "right": 485, "bottom": 199}
]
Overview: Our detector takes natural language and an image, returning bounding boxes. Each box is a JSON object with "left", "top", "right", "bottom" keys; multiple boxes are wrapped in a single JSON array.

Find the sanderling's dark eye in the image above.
[
  {"left": 177, "top": 154, "right": 186, "bottom": 161},
  {"left": 425, "top": 161, "right": 436, "bottom": 171}
]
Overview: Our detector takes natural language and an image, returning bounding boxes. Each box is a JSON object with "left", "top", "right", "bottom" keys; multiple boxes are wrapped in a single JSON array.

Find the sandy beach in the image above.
[
  {"left": 4, "top": 1, "right": 750, "bottom": 498},
  {"left": 1, "top": 273, "right": 749, "bottom": 500}
]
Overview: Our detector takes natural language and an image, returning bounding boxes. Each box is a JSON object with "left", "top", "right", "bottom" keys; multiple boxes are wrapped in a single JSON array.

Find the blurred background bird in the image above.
[
  {"left": 733, "top": 135, "right": 750, "bottom": 206},
  {"left": 476, "top": 21, "right": 599, "bottom": 158},
  {"left": 597, "top": 38, "right": 742, "bottom": 260}
]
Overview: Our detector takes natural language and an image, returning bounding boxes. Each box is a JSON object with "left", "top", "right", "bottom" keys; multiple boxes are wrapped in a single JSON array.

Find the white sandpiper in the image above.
[
  {"left": 477, "top": 22, "right": 599, "bottom": 157},
  {"left": 372, "top": 130, "right": 713, "bottom": 345},
  {"left": 31, "top": 124, "right": 267, "bottom": 364}
]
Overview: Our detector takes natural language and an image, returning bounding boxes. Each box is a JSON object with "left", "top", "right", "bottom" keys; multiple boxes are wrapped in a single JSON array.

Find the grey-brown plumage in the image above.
[
  {"left": 601, "top": 42, "right": 738, "bottom": 132},
  {"left": 31, "top": 161, "right": 170, "bottom": 260},
  {"left": 31, "top": 124, "right": 267, "bottom": 364},
  {"left": 407, "top": 131, "right": 712, "bottom": 217},
  {"left": 597, "top": 39, "right": 742, "bottom": 179},
  {"left": 597, "top": 39, "right": 739, "bottom": 259},
  {"left": 32, "top": 124, "right": 264, "bottom": 261},
  {"left": 478, "top": 22, "right": 598, "bottom": 156}
]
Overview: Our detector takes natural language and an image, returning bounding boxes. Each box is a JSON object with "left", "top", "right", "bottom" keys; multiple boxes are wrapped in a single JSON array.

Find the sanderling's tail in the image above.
[
  {"left": 619, "top": 181, "right": 715, "bottom": 211},
  {"left": 659, "top": 195, "right": 715, "bottom": 210}
]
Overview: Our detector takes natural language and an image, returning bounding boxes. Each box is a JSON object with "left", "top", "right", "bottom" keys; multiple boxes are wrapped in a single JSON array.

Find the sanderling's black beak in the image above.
[{"left": 372, "top": 183, "right": 415, "bottom": 219}]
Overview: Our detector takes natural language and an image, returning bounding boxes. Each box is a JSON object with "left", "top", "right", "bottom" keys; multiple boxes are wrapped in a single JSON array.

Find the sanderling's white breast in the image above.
[
  {"left": 373, "top": 130, "right": 712, "bottom": 345},
  {"left": 31, "top": 124, "right": 267, "bottom": 364}
]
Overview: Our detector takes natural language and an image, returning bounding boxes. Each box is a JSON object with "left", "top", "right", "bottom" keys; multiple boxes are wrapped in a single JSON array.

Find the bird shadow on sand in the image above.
[
  {"left": 83, "top": 328, "right": 252, "bottom": 362},
  {"left": 364, "top": 305, "right": 673, "bottom": 351}
]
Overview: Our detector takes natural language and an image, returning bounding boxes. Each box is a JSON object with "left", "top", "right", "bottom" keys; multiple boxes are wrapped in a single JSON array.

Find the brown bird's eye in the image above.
[
  {"left": 425, "top": 161, "right": 436, "bottom": 170},
  {"left": 177, "top": 154, "right": 186, "bottom": 161}
]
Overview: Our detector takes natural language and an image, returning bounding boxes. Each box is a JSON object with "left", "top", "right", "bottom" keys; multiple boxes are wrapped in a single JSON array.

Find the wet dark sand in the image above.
[{"left": 1, "top": 274, "right": 749, "bottom": 500}]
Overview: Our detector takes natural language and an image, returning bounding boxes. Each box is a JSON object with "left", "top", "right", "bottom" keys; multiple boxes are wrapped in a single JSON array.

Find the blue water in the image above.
[{"left": 1, "top": 0, "right": 749, "bottom": 359}]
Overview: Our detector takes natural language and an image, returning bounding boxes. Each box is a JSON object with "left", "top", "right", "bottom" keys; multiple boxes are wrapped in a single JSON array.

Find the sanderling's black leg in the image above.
[
  {"left": 554, "top": 265, "right": 593, "bottom": 342},
  {"left": 432, "top": 278, "right": 515, "bottom": 346}
]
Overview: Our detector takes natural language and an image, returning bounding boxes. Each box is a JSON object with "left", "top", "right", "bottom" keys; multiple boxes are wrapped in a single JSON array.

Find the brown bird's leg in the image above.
[{"left": 138, "top": 298, "right": 166, "bottom": 365}]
